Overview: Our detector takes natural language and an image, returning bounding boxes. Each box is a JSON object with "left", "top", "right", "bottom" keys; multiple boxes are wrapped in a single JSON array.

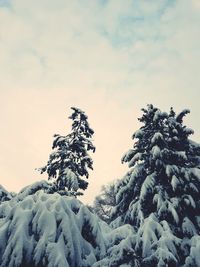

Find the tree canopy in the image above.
[{"left": 39, "top": 107, "right": 95, "bottom": 196}]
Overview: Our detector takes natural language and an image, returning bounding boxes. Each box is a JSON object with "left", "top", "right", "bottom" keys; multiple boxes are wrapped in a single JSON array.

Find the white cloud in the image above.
[{"left": 192, "top": 0, "right": 200, "bottom": 9}]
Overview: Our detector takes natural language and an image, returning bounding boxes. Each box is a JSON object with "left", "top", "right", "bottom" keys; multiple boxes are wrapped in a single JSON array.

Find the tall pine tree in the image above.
[
  {"left": 111, "top": 105, "right": 200, "bottom": 266},
  {"left": 39, "top": 107, "right": 95, "bottom": 196}
]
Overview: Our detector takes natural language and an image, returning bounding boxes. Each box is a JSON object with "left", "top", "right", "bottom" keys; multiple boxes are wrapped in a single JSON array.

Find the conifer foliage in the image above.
[
  {"left": 92, "top": 182, "right": 117, "bottom": 224},
  {"left": 112, "top": 104, "right": 200, "bottom": 266},
  {"left": 1, "top": 104, "right": 200, "bottom": 267},
  {"left": 39, "top": 107, "right": 95, "bottom": 196}
]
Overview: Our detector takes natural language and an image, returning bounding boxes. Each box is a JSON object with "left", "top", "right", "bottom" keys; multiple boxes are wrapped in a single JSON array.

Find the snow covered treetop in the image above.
[
  {"left": 0, "top": 185, "right": 12, "bottom": 203},
  {"left": 69, "top": 107, "right": 94, "bottom": 138},
  {"left": 112, "top": 104, "right": 200, "bottom": 266},
  {"left": 122, "top": 105, "right": 195, "bottom": 170},
  {"left": 0, "top": 191, "right": 108, "bottom": 267},
  {"left": 38, "top": 107, "right": 95, "bottom": 196},
  {"left": 0, "top": 188, "right": 138, "bottom": 267},
  {"left": 138, "top": 104, "right": 168, "bottom": 124}
]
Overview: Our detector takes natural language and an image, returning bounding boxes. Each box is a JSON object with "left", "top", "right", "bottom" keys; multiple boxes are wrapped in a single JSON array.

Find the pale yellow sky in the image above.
[{"left": 0, "top": 0, "right": 200, "bottom": 203}]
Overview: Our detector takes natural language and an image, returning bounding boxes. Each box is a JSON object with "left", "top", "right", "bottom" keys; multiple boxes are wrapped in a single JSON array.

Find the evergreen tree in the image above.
[
  {"left": 39, "top": 107, "right": 95, "bottom": 196},
  {"left": 92, "top": 182, "right": 117, "bottom": 224},
  {"left": 0, "top": 185, "right": 12, "bottom": 203},
  {"left": 111, "top": 105, "right": 200, "bottom": 266}
]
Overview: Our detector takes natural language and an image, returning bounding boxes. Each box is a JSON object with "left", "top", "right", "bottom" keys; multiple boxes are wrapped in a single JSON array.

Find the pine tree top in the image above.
[{"left": 39, "top": 107, "right": 95, "bottom": 196}]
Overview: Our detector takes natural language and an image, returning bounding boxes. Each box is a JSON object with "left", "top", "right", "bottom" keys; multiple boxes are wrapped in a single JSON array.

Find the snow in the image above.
[
  {"left": 129, "top": 200, "right": 144, "bottom": 227},
  {"left": 183, "top": 195, "right": 196, "bottom": 209},
  {"left": 168, "top": 199, "right": 179, "bottom": 224},
  {"left": 0, "top": 190, "right": 139, "bottom": 267},
  {"left": 166, "top": 165, "right": 179, "bottom": 177},
  {"left": 184, "top": 235, "right": 200, "bottom": 267},
  {"left": 153, "top": 110, "right": 161, "bottom": 121},
  {"left": 151, "top": 145, "right": 161, "bottom": 159},
  {"left": 156, "top": 197, "right": 179, "bottom": 225},
  {"left": 151, "top": 132, "right": 163, "bottom": 144},
  {"left": 16, "top": 180, "right": 50, "bottom": 200},
  {"left": 1, "top": 105, "right": 200, "bottom": 267},
  {"left": 136, "top": 216, "right": 181, "bottom": 266},
  {"left": 183, "top": 127, "right": 194, "bottom": 135},
  {"left": 189, "top": 167, "right": 200, "bottom": 181},
  {"left": 171, "top": 175, "right": 179, "bottom": 191},
  {"left": 0, "top": 185, "right": 12, "bottom": 203},
  {"left": 136, "top": 214, "right": 162, "bottom": 257},
  {"left": 115, "top": 165, "right": 143, "bottom": 206},
  {"left": 145, "top": 247, "right": 178, "bottom": 267},
  {"left": 128, "top": 152, "right": 143, "bottom": 167},
  {"left": 133, "top": 129, "right": 144, "bottom": 139},
  {"left": 153, "top": 110, "right": 167, "bottom": 122},
  {"left": 0, "top": 191, "right": 109, "bottom": 267},
  {"left": 175, "top": 151, "right": 187, "bottom": 161},
  {"left": 93, "top": 224, "right": 139, "bottom": 267},
  {"left": 189, "top": 182, "right": 199, "bottom": 193},
  {"left": 121, "top": 149, "right": 135, "bottom": 163},
  {"left": 176, "top": 109, "right": 190, "bottom": 123},
  {"left": 182, "top": 217, "right": 197, "bottom": 237},
  {"left": 140, "top": 173, "right": 155, "bottom": 201},
  {"left": 110, "top": 105, "right": 200, "bottom": 266},
  {"left": 62, "top": 168, "right": 79, "bottom": 192}
]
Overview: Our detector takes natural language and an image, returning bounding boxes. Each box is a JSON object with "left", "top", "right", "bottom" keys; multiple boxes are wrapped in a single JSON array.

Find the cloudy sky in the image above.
[{"left": 0, "top": 0, "right": 200, "bottom": 203}]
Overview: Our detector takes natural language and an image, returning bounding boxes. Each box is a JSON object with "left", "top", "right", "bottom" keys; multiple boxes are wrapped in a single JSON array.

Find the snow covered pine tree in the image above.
[
  {"left": 0, "top": 105, "right": 126, "bottom": 266},
  {"left": 112, "top": 105, "right": 200, "bottom": 266},
  {"left": 92, "top": 182, "right": 117, "bottom": 224},
  {"left": 39, "top": 107, "right": 95, "bottom": 196},
  {"left": 0, "top": 185, "right": 12, "bottom": 203}
]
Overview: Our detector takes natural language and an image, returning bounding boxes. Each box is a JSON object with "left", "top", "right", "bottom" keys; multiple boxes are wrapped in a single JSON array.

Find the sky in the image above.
[{"left": 0, "top": 0, "right": 200, "bottom": 203}]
